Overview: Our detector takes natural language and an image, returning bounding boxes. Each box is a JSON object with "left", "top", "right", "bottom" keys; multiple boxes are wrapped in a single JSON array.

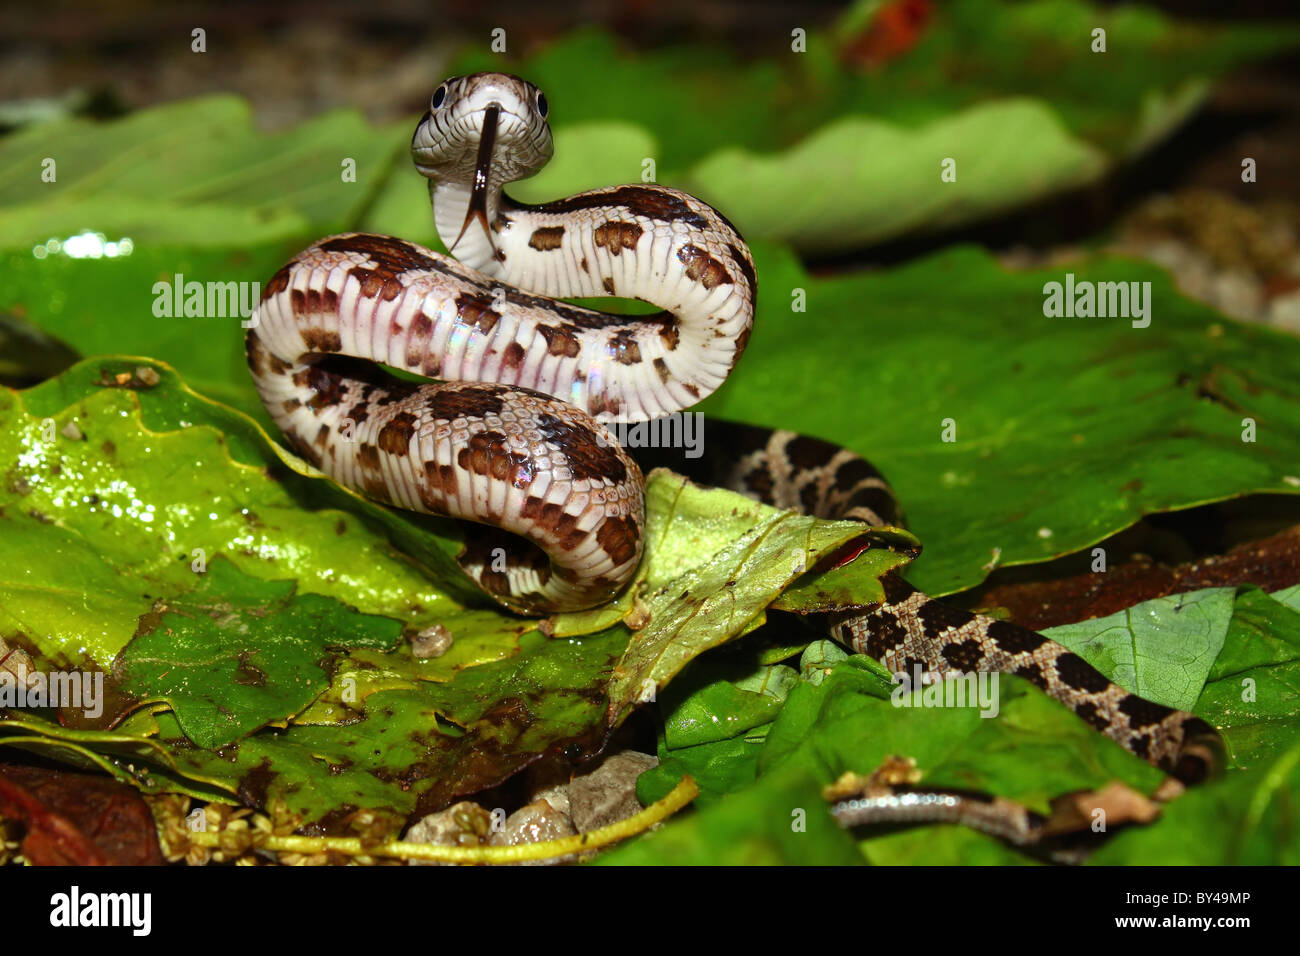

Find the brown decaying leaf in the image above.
[
  {"left": 0, "top": 762, "right": 164, "bottom": 865},
  {"left": 973, "top": 525, "right": 1300, "bottom": 631}
]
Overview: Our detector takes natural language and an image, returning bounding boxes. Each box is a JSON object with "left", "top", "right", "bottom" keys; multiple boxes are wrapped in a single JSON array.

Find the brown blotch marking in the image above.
[
  {"left": 267, "top": 352, "right": 291, "bottom": 375},
  {"left": 595, "top": 515, "right": 639, "bottom": 566},
  {"left": 301, "top": 327, "right": 343, "bottom": 353},
  {"left": 1014, "top": 662, "right": 1049, "bottom": 690},
  {"left": 361, "top": 472, "right": 390, "bottom": 502},
  {"left": 593, "top": 221, "right": 643, "bottom": 255},
  {"left": 1118, "top": 693, "right": 1175, "bottom": 730},
  {"left": 422, "top": 462, "right": 459, "bottom": 496},
  {"left": 357, "top": 443, "right": 382, "bottom": 472},
  {"left": 730, "top": 323, "right": 752, "bottom": 365},
  {"left": 377, "top": 412, "right": 419, "bottom": 456},
  {"left": 786, "top": 435, "right": 837, "bottom": 472},
  {"left": 880, "top": 572, "right": 914, "bottom": 606},
  {"left": 653, "top": 358, "right": 671, "bottom": 383},
  {"left": 304, "top": 365, "right": 348, "bottom": 411},
  {"left": 426, "top": 386, "right": 505, "bottom": 421},
  {"left": 502, "top": 341, "right": 526, "bottom": 369},
  {"left": 743, "top": 463, "right": 775, "bottom": 502},
  {"left": 1053, "top": 653, "right": 1114, "bottom": 695},
  {"left": 608, "top": 330, "right": 642, "bottom": 365},
  {"left": 841, "top": 485, "right": 900, "bottom": 526},
  {"left": 653, "top": 315, "right": 680, "bottom": 350},
  {"left": 728, "top": 242, "right": 757, "bottom": 293},
  {"left": 1073, "top": 700, "right": 1112, "bottom": 732},
  {"left": 536, "top": 324, "right": 582, "bottom": 358},
  {"left": 863, "top": 609, "right": 907, "bottom": 660},
  {"left": 262, "top": 261, "right": 295, "bottom": 300},
  {"left": 535, "top": 412, "right": 628, "bottom": 483},
  {"left": 456, "top": 431, "right": 534, "bottom": 487},
  {"left": 677, "top": 245, "right": 731, "bottom": 289},
  {"left": 521, "top": 499, "right": 586, "bottom": 549},
  {"left": 682, "top": 382, "right": 699, "bottom": 399},
  {"left": 834, "top": 456, "right": 884, "bottom": 492},
  {"left": 291, "top": 287, "right": 340, "bottom": 318},
  {"left": 346, "top": 402, "right": 371, "bottom": 427},
  {"left": 318, "top": 234, "right": 443, "bottom": 302},
  {"left": 245, "top": 332, "right": 267, "bottom": 375},
  {"left": 916, "top": 598, "right": 977, "bottom": 636},
  {"left": 456, "top": 293, "right": 501, "bottom": 334},
  {"left": 602, "top": 277, "right": 616, "bottom": 295},
  {"left": 799, "top": 481, "right": 821, "bottom": 515},
  {"left": 313, "top": 425, "right": 331, "bottom": 449},
  {"left": 940, "top": 641, "right": 985, "bottom": 673},
  {"left": 281, "top": 398, "right": 301, "bottom": 413},
  {"left": 404, "top": 313, "right": 435, "bottom": 369},
  {"left": 985, "top": 619, "right": 1047, "bottom": 655},
  {"left": 528, "top": 226, "right": 565, "bottom": 251},
  {"left": 579, "top": 257, "right": 589, "bottom": 272},
  {"left": 532, "top": 185, "right": 708, "bottom": 228}
]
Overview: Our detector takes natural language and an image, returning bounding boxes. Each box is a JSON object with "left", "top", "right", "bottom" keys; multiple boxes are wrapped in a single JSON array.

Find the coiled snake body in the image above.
[{"left": 246, "top": 73, "right": 1222, "bottom": 844}]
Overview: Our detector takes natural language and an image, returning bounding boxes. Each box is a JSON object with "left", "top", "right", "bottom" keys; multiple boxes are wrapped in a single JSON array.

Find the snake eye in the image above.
[
  {"left": 431, "top": 85, "right": 446, "bottom": 109},
  {"left": 535, "top": 91, "right": 548, "bottom": 119}
]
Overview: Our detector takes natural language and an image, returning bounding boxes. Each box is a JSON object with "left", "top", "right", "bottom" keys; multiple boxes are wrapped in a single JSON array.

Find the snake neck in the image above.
[{"left": 431, "top": 179, "right": 506, "bottom": 275}]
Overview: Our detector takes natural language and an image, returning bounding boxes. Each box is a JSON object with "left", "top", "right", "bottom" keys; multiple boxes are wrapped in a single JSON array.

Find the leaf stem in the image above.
[{"left": 180, "top": 775, "right": 698, "bottom": 864}]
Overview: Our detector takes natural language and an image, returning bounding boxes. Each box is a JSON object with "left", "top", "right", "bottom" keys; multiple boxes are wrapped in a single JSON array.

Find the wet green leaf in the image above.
[
  {"left": 116, "top": 559, "right": 403, "bottom": 748},
  {"left": 1041, "top": 587, "right": 1236, "bottom": 712}
]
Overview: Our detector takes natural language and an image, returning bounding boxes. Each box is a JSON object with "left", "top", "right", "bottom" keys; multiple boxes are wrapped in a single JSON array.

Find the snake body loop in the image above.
[
  {"left": 248, "top": 73, "right": 1222, "bottom": 837},
  {"left": 246, "top": 73, "right": 755, "bottom": 613}
]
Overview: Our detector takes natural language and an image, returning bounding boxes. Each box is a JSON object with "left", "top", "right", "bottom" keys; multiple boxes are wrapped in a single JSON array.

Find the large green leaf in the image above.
[
  {"left": 699, "top": 246, "right": 1300, "bottom": 595},
  {"left": 0, "top": 361, "right": 901, "bottom": 828},
  {"left": 1040, "top": 587, "right": 1236, "bottom": 712},
  {"left": 0, "top": 96, "right": 406, "bottom": 248},
  {"left": 115, "top": 559, "right": 403, "bottom": 749}
]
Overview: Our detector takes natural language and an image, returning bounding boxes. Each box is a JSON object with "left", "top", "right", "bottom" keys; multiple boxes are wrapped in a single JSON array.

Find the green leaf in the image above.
[
  {"left": 604, "top": 472, "right": 878, "bottom": 727},
  {"left": 1041, "top": 587, "right": 1236, "bottom": 712},
  {"left": 1194, "top": 587, "right": 1300, "bottom": 768},
  {"left": 687, "top": 100, "right": 1106, "bottom": 255},
  {"left": 616, "top": 655, "right": 1165, "bottom": 864},
  {"left": 0, "top": 359, "right": 501, "bottom": 677},
  {"left": 0, "top": 96, "right": 407, "bottom": 248},
  {"left": 115, "top": 558, "right": 403, "bottom": 749},
  {"left": 699, "top": 246, "right": 1300, "bottom": 596}
]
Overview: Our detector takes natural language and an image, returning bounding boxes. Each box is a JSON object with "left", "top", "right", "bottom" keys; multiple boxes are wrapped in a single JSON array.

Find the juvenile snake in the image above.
[{"left": 246, "top": 72, "right": 1222, "bottom": 844}]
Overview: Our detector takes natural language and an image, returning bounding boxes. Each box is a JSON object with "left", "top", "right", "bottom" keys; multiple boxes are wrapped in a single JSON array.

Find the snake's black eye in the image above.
[
  {"left": 535, "top": 91, "right": 548, "bottom": 119},
  {"left": 431, "top": 85, "right": 446, "bottom": 109}
]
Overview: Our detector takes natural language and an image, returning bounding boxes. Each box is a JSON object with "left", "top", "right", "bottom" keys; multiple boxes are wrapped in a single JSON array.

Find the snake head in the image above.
[{"left": 411, "top": 72, "right": 554, "bottom": 186}]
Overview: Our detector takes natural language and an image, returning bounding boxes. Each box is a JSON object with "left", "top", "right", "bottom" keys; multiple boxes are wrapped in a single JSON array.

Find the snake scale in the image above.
[{"left": 245, "top": 72, "right": 1223, "bottom": 845}]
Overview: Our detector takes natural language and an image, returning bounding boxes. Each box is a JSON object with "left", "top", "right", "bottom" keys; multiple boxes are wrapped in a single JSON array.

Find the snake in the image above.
[{"left": 244, "top": 72, "right": 1224, "bottom": 846}]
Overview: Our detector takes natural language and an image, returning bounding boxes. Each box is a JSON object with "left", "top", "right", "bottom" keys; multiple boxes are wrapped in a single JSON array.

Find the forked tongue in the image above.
[{"left": 450, "top": 103, "right": 499, "bottom": 255}]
